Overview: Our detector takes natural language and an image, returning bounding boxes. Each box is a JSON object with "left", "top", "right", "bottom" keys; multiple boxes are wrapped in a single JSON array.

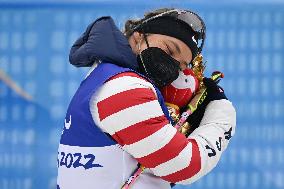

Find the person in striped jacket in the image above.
[{"left": 57, "top": 8, "right": 236, "bottom": 189}]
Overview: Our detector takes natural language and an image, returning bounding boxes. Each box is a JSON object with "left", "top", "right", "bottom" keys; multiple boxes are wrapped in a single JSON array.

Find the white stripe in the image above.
[
  {"left": 123, "top": 124, "right": 177, "bottom": 158},
  {"left": 96, "top": 76, "right": 155, "bottom": 102},
  {"left": 175, "top": 163, "right": 203, "bottom": 185},
  {"left": 176, "top": 177, "right": 196, "bottom": 185},
  {"left": 100, "top": 100, "right": 165, "bottom": 135},
  {"left": 151, "top": 142, "right": 192, "bottom": 176},
  {"left": 174, "top": 135, "right": 219, "bottom": 185}
]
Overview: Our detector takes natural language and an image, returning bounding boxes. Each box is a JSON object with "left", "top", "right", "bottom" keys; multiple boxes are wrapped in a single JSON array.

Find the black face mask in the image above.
[{"left": 137, "top": 47, "right": 181, "bottom": 88}]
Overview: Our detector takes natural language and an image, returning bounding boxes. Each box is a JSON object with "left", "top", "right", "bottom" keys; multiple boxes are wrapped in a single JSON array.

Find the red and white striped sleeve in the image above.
[{"left": 90, "top": 71, "right": 236, "bottom": 185}]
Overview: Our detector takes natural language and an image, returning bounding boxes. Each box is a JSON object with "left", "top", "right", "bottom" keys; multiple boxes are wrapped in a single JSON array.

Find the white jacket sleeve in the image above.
[{"left": 177, "top": 99, "right": 236, "bottom": 185}]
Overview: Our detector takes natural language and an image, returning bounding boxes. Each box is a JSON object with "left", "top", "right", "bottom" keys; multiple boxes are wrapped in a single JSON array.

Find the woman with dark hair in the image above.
[{"left": 57, "top": 8, "right": 236, "bottom": 189}]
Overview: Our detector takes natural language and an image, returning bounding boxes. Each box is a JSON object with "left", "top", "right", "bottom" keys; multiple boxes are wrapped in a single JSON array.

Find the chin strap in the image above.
[{"left": 137, "top": 33, "right": 150, "bottom": 77}]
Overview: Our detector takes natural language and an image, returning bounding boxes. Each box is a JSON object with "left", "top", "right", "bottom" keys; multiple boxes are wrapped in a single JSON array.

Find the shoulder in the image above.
[
  {"left": 101, "top": 71, "right": 157, "bottom": 97},
  {"left": 89, "top": 71, "right": 161, "bottom": 132},
  {"left": 90, "top": 71, "right": 158, "bottom": 117},
  {"left": 107, "top": 71, "right": 152, "bottom": 86}
]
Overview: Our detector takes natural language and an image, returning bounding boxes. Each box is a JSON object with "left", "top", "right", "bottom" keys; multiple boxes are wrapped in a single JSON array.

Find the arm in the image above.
[
  {"left": 175, "top": 99, "right": 236, "bottom": 184},
  {"left": 90, "top": 72, "right": 236, "bottom": 184}
]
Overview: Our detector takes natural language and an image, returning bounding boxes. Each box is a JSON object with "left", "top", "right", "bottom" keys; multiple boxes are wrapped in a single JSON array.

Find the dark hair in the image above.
[{"left": 124, "top": 8, "right": 174, "bottom": 38}]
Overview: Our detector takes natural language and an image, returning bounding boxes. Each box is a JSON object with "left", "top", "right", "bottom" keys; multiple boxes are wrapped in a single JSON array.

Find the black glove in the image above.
[
  {"left": 185, "top": 77, "right": 227, "bottom": 133},
  {"left": 203, "top": 77, "right": 227, "bottom": 101}
]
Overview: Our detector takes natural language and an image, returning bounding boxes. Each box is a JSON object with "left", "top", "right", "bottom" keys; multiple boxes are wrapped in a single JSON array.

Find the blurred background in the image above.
[{"left": 0, "top": 0, "right": 284, "bottom": 189}]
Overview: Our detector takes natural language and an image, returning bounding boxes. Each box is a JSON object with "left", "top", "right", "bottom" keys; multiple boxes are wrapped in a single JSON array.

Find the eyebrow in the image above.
[{"left": 168, "top": 39, "right": 181, "bottom": 54}]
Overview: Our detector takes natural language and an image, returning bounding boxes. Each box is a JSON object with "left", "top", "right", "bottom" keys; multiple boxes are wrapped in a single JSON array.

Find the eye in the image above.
[{"left": 165, "top": 43, "right": 173, "bottom": 55}]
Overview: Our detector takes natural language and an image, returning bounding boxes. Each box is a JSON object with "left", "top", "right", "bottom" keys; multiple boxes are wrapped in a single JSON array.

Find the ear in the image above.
[
  {"left": 128, "top": 32, "right": 143, "bottom": 55},
  {"left": 132, "top": 32, "right": 144, "bottom": 52},
  {"left": 132, "top": 31, "right": 143, "bottom": 42}
]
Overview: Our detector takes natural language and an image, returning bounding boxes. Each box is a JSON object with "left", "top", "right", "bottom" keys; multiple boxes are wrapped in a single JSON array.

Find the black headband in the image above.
[{"left": 135, "top": 16, "right": 199, "bottom": 60}]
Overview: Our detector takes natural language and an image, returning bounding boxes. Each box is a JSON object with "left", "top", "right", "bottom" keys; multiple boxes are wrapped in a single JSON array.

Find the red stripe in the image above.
[
  {"left": 113, "top": 115, "right": 169, "bottom": 145},
  {"left": 97, "top": 88, "right": 156, "bottom": 121},
  {"left": 107, "top": 72, "right": 147, "bottom": 82},
  {"left": 136, "top": 131, "right": 187, "bottom": 168},
  {"left": 112, "top": 135, "right": 124, "bottom": 146},
  {"left": 161, "top": 139, "right": 201, "bottom": 183}
]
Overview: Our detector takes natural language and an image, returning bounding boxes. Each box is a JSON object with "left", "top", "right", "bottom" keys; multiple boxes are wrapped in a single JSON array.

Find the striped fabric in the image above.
[{"left": 90, "top": 71, "right": 236, "bottom": 185}]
